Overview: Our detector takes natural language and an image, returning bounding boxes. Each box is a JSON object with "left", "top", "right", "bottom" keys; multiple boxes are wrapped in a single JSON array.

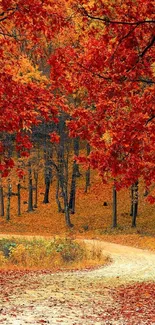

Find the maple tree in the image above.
[
  {"left": 0, "top": 0, "right": 155, "bottom": 228},
  {"left": 0, "top": 0, "right": 70, "bottom": 176},
  {"left": 49, "top": 0, "right": 155, "bottom": 206}
]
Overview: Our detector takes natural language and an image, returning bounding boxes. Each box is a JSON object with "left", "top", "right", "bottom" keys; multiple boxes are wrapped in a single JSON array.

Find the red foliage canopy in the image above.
[{"left": 49, "top": 0, "right": 155, "bottom": 192}]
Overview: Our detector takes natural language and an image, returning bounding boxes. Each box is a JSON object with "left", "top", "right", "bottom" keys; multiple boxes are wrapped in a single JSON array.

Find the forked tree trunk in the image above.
[
  {"left": 112, "top": 185, "right": 117, "bottom": 228},
  {"left": 0, "top": 185, "right": 4, "bottom": 217}
]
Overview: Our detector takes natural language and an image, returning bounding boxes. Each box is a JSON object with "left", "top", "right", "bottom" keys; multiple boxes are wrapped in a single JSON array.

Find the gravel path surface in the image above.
[{"left": 0, "top": 239, "right": 155, "bottom": 325}]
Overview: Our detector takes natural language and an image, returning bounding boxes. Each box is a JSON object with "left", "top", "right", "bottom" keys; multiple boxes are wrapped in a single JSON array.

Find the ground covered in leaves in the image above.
[
  {"left": 0, "top": 176, "right": 155, "bottom": 250},
  {"left": 0, "top": 240, "right": 155, "bottom": 325},
  {"left": 0, "top": 270, "right": 155, "bottom": 325},
  {"left": 0, "top": 176, "right": 155, "bottom": 324}
]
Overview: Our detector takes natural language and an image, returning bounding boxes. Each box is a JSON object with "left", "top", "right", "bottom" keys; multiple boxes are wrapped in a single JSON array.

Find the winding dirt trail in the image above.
[
  {"left": 0, "top": 237, "right": 155, "bottom": 324},
  {"left": 82, "top": 239, "right": 155, "bottom": 284}
]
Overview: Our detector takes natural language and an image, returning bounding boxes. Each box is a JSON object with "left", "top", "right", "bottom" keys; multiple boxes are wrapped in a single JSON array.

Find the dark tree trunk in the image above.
[
  {"left": 131, "top": 181, "right": 138, "bottom": 227},
  {"left": 56, "top": 179, "right": 63, "bottom": 212},
  {"left": 17, "top": 183, "right": 21, "bottom": 216},
  {"left": 73, "top": 137, "right": 81, "bottom": 177},
  {"left": 64, "top": 188, "right": 73, "bottom": 227},
  {"left": 69, "top": 160, "right": 77, "bottom": 214},
  {"left": 43, "top": 164, "right": 51, "bottom": 204},
  {"left": 43, "top": 143, "right": 53, "bottom": 204},
  {"left": 85, "top": 142, "right": 91, "bottom": 193},
  {"left": 0, "top": 185, "right": 4, "bottom": 217},
  {"left": 28, "top": 162, "right": 33, "bottom": 212},
  {"left": 43, "top": 175, "right": 50, "bottom": 204},
  {"left": 69, "top": 138, "right": 81, "bottom": 213},
  {"left": 58, "top": 113, "right": 73, "bottom": 227},
  {"left": 112, "top": 185, "right": 117, "bottom": 228},
  {"left": 6, "top": 181, "right": 11, "bottom": 221},
  {"left": 130, "top": 185, "right": 134, "bottom": 217},
  {"left": 34, "top": 170, "right": 38, "bottom": 208}
]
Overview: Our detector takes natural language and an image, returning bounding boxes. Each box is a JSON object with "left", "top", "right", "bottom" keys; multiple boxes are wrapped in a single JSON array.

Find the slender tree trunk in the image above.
[
  {"left": 17, "top": 182, "right": 21, "bottom": 216},
  {"left": 69, "top": 160, "right": 77, "bottom": 214},
  {"left": 43, "top": 144, "right": 52, "bottom": 204},
  {"left": 58, "top": 113, "right": 73, "bottom": 227},
  {"left": 131, "top": 181, "right": 138, "bottom": 227},
  {"left": 69, "top": 138, "right": 80, "bottom": 213},
  {"left": 43, "top": 166, "right": 51, "bottom": 204},
  {"left": 85, "top": 142, "right": 91, "bottom": 193},
  {"left": 63, "top": 186, "right": 73, "bottom": 227},
  {"left": 28, "top": 162, "right": 33, "bottom": 212},
  {"left": 130, "top": 185, "right": 134, "bottom": 216},
  {"left": 112, "top": 185, "right": 117, "bottom": 228},
  {"left": 34, "top": 170, "right": 38, "bottom": 208},
  {"left": 6, "top": 180, "right": 11, "bottom": 221},
  {"left": 73, "top": 137, "right": 81, "bottom": 177},
  {"left": 0, "top": 185, "right": 4, "bottom": 217},
  {"left": 56, "top": 179, "right": 63, "bottom": 212}
]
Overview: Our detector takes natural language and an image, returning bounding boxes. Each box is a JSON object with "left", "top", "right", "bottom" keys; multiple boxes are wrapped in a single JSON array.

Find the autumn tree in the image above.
[{"left": 49, "top": 0, "right": 155, "bottom": 226}]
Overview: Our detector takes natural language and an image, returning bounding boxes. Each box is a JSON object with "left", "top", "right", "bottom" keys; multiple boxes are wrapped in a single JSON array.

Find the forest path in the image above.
[{"left": 0, "top": 235, "right": 155, "bottom": 324}]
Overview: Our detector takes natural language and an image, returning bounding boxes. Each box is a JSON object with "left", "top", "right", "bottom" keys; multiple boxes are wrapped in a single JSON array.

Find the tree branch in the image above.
[
  {"left": 146, "top": 116, "right": 155, "bottom": 125},
  {"left": 139, "top": 35, "right": 155, "bottom": 57},
  {"left": 78, "top": 63, "right": 111, "bottom": 81},
  {"left": 78, "top": 63, "right": 155, "bottom": 84},
  {"left": 81, "top": 8, "right": 155, "bottom": 26},
  {"left": 0, "top": 6, "right": 18, "bottom": 22}
]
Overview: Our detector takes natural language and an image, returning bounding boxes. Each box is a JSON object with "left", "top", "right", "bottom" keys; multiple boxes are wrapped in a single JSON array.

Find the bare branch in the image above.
[
  {"left": 139, "top": 35, "right": 155, "bottom": 58},
  {"left": 78, "top": 63, "right": 111, "bottom": 81},
  {"left": 146, "top": 116, "right": 155, "bottom": 125},
  {"left": 78, "top": 63, "right": 155, "bottom": 85},
  {"left": 0, "top": 6, "right": 18, "bottom": 22},
  {"left": 81, "top": 8, "right": 155, "bottom": 26}
]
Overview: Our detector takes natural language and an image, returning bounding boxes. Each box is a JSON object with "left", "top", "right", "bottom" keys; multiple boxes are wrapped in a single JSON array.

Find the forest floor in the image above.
[
  {"left": 0, "top": 175, "right": 155, "bottom": 323},
  {"left": 1, "top": 178, "right": 155, "bottom": 251},
  {"left": 0, "top": 238, "right": 155, "bottom": 325}
]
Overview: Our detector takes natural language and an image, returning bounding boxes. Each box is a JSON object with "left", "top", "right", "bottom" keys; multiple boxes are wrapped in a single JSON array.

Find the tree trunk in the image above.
[
  {"left": 58, "top": 113, "right": 73, "bottom": 227},
  {"left": 73, "top": 137, "right": 81, "bottom": 177},
  {"left": 43, "top": 170, "right": 51, "bottom": 204},
  {"left": 69, "top": 138, "right": 81, "bottom": 213},
  {"left": 17, "top": 183, "right": 21, "bottom": 216},
  {"left": 28, "top": 162, "right": 33, "bottom": 212},
  {"left": 64, "top": 188, "right": 73, "bottom": 227},
  {"left": 0, "top": 185, "right": 4, "bottom": 217},
  {"left": 33, "top": 170, "right": 38, "bottom": 208},
  {"left": 130, "top": 185, "right": 134, "bottom": 216},
  {"left": 6, "top": 181, "right": 11, "bottom": 221},
  {"left": 43, "top": 143, "right": 53, "bottom": 204},
  {"left": 131, "top": 181, "right": 138, "bottom": 227},
  {"left": 112, "top": 185, "right": 117, "bottom": 228},
  {"left": 56, "top": 179, "right": 63, "bottom": 212},
  {"left": 69, "top": 160, "right": 77, "bottom": 214},
  {"left": 85, "top": 142, "right": 91, "bottom": 193}
]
